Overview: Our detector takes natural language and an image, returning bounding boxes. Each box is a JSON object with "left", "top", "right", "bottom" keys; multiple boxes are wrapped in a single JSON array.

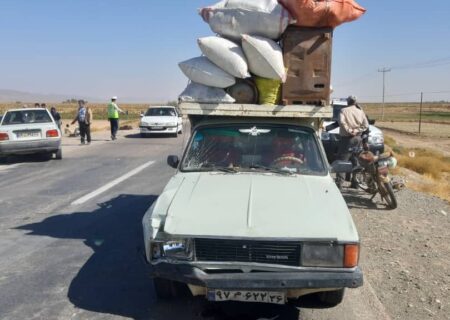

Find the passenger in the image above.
[{"left": 205, "top": 135, "right": 240, "bottom": 167}]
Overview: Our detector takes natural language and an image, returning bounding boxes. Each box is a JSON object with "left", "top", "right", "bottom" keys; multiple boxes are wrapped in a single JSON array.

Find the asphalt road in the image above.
[{"left": 0, "top": 130, "right": 389, "bottom": 320}]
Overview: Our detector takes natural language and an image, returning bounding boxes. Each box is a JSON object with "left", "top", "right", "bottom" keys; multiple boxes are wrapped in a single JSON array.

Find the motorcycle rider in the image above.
[{"left": 334, "top": 95, "right": 369, "bottom": 189}]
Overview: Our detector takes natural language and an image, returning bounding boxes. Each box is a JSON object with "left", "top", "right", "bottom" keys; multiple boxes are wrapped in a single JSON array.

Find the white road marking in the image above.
[{"left": 71, "top": 160, "right": 155, "bottom": 206}]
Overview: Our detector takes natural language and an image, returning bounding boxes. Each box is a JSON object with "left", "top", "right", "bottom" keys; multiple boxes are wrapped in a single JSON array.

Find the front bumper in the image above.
[
  {"left": 140, "top": 126, "right": 178, "bottom": 134},
  {"left": 150, "top": 263, "right": 363, "bottom": 290},
  {"left": 0, "top": 139, "right": 61, "bottom": 155}
]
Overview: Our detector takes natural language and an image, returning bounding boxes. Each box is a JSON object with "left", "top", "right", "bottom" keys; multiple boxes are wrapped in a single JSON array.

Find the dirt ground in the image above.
[
  {"left": 347, "top": 128, "right": 450, "bottom": 320},
  {"left": 346, "top": 188, "right": 450, "bottom": 320},
  {"left": 63, "top": 119, "right": 139, "bottom": 133}
]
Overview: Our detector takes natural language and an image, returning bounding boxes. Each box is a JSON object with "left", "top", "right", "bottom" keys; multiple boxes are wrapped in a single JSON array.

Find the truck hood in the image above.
[{"left": 162, "top": 173, "right": 358, "bottom": 242}]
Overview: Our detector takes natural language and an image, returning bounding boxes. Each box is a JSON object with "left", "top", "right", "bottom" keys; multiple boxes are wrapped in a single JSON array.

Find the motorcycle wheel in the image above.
[{"left": 382, "top": 182, "right": 398, "bottom": 209}]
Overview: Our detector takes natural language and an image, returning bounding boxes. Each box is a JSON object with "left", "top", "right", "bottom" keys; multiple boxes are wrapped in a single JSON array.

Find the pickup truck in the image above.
[{"left": 142, "top": 103, "right": 363, "bottom": 308}]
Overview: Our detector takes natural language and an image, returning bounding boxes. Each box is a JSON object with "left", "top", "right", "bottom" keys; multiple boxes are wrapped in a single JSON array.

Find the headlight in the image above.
[
  {"left": 151, "top": 239, "right": 193, "bottom": 261},
  {"left": 321, "top": 132, "right": 331, "bottom": 141},
  {"left": 140, "top": 122, "right": 149, "bottom": 127},
  {"left": 167, "top": 122, "right": 177, "bottom": 127},
  {"left": 369, "top": 135, "right": 384, "bottom": 145},
  {"left": 302, "top": 243, "right": 344, "bottom": 267},
  {"left": 302, "top": 243, "right": 359, "bottom": 268}
]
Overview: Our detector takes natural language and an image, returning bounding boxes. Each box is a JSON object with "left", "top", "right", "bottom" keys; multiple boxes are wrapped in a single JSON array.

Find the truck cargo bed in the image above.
[{"left": 180, "top": 103, "right": 332, "bottom": 119}]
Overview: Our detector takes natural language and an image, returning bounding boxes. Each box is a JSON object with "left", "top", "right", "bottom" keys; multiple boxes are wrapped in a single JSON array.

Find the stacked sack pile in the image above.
[{"left": 179, "top": 0, "right": 366, "bottom": 106}]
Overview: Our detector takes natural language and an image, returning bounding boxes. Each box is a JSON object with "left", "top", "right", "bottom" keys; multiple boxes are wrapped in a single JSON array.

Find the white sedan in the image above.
[
  {"left": 0, "top": 108, "right": 62, "bottom": 160},
  {"left": 139, "top": 106, "right": 183, "bottom": 138}
]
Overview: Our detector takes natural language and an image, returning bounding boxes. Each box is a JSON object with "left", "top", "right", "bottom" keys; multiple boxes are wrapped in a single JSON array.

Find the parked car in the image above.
[
  {"left": 139, "top": 106, "right": 183, "bottom": 137},
  {"left": 0, "top": 108, "right": 62, "bottom": 160},
  {"left": 321, "top": 100, "right": 385, "bottom": 163}
]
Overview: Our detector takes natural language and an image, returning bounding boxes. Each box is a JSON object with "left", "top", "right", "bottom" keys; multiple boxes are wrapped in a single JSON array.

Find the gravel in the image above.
[{"left": 345, "top": 187, "right": 450, "bottom": 320}]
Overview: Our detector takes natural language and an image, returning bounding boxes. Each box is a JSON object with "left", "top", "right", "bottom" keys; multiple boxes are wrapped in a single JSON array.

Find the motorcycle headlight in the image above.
[
  {"left": 369, "top": 135, "right": 384, "bottom": 145},
  {"left": 302, "top": 243, "right": 344, "bottom": 268},
  {"left": 152, "top": 239, "right": 193, "bottom": 261}
]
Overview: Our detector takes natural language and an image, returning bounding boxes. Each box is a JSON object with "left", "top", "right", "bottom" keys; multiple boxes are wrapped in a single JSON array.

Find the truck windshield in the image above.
[{"left": 181, "top": 125, "right": 327, "bottom": 175}]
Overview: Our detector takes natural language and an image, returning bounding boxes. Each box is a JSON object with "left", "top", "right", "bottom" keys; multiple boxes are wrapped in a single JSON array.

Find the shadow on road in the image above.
[
  {"left": 0, "top": 153, "right": 54, "bottom": 165},
  {"left": 16, "top": 194, "right": 171, "bottom": 319},
  {"left": 124, "top": 133, "right": 179, "bottom": 140},
  {"left": 341, "top": 188, "right": 386, "bottom": 210},
  {"left": 16, "top": 194, "right": 301, "bottom": 320}
]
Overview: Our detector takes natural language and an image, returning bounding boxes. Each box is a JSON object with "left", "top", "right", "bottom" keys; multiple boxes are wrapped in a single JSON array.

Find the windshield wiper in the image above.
[
  {"left": 247, "top": 164, "right": 295, "bottom": 176},
  {"left": 199, "top": 163, "right": 240, "bottom": 173}
]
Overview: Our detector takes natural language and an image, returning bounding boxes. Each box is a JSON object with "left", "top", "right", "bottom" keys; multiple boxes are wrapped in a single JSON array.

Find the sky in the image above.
[{"left": 1, "top": 0, "right": 450, "bottom": 103}]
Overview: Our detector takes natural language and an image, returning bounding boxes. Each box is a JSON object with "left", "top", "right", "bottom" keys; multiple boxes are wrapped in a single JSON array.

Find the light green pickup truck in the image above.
[{"left": 142, "top": 103, "right": 362, "bottom": 308}]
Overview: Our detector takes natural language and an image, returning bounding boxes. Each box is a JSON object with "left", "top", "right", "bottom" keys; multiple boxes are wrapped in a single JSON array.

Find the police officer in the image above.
[{"left": 107, "top": 96, "right": 125, "bottom": 140}]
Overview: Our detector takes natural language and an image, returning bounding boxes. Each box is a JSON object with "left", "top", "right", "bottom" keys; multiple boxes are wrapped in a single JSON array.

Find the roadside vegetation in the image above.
[{"left": 385, "top": 135, "right": 450, "bottom": 202}]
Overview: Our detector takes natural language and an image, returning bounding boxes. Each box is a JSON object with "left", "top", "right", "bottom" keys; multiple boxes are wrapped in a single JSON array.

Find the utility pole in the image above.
[
  {"left": 378, "top": 67, "right": 391, "bottom": 121},
  {"left": 419, "top": 92, "right": 423, "bottom": 135}
]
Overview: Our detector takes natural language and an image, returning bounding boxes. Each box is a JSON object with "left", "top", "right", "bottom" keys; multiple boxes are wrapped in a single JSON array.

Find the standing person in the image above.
[
  {"left": 71, "top": 100, "right": 92, "bottom": 145},
  {"left": 107, "top": 96, "right": 124, "bottom": 140},
  {"left": 334, "top": 95, "right": 369, "bottom": 189},
  {"left": 50, "top": 107, "right": 62, "bottom": 129}
]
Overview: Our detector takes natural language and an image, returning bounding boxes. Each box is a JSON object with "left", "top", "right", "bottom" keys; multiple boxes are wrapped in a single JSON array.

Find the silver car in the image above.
[{"left": 0, "top": 108, "right": 62, "bottom": 160}]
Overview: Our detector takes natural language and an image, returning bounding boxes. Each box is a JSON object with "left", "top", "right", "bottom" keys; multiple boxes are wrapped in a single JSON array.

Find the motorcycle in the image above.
[{"left": 353, "top": 150, "right": 398, "bottom": 210}]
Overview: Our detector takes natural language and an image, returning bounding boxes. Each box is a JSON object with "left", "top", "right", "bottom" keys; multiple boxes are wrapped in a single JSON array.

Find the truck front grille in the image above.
[{"left": 194, "top": 239, "right": 301, "bottom": 267}]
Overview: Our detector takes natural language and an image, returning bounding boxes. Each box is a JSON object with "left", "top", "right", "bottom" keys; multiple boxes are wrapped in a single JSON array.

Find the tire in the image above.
[
  {"left": 55, "top": 148, "right": 62, "bottom": 160},
  {"left": 317, "top": 289, "right": 345, "bottom": 308},
  {"left": 153, "top": 278, "right": 176, "bottom": 299},
  {"left": 140, "top": 133, "right": 147, "bottom": 138},
  {"left": 382, "top": 182, "right": 397, "bottom": 209}
]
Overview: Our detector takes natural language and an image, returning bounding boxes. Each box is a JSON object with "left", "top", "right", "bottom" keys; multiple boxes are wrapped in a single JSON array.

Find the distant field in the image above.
[{"left": 363, "top": 102, "right": 450, "bottom": 123}]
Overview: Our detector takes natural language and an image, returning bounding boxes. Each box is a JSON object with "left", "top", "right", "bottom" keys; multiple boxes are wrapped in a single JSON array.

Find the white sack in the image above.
[
  {"left": 179, "top": 82, "right": 236, "bottom": 104},
  {"left": 179, "top": 56, "right": 236, "bottom": 88},
  {"left": 198, "top": 36, "right": 250, "bottom": 79},
  {"left": 242, "top": 35, "right": 286, "bottom": 82},
  {"left": 199, "top": 0, "right": 290, "bottom": 41}
]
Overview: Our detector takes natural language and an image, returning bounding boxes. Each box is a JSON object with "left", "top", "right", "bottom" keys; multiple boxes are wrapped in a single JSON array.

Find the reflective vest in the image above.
[{"left": 108, "top": 103, "right": 119, "bottom": 119}]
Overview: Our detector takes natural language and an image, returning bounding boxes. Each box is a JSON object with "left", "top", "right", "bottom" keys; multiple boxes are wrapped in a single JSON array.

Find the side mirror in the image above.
[
  {"left": 330, "top": 160, "right": 353, "bottom": 173},
  {"left": 167, "top": 155, "right": 180, "bottom": 169},
  {"left": 369, "top": 119, "right": 376, "bottom": 125}
]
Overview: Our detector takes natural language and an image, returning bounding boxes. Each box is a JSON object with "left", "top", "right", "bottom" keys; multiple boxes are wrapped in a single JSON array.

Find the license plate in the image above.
[
  {"left": 207, "top": 289, "right": 286, "bottom": 305},
  {"left": 150, "top": 126, "right": 164, "bottom": 130},
  {"left": 17, "top": 131, "right": 40, "bottom": 138}
]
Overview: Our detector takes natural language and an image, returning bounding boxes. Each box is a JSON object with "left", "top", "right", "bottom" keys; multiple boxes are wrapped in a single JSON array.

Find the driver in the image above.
[{"left": 269, "top": 133, "right": 305, "bottom": 168}]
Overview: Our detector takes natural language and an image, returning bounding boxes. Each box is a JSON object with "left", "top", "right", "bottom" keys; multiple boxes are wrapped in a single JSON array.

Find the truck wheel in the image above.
[
  {"left": 153, "top": 278, "right": 177, "bottom": 299},
  {"left": 317, "top": 289, "right": 345, "bottom": 308},
  {"left": 55, "top": 148, "right": 62, "bottom": 160}
]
